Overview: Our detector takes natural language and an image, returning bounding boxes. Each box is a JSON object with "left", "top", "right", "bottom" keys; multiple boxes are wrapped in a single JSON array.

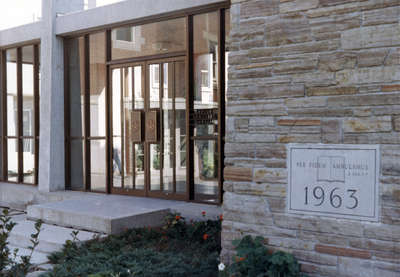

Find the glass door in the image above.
[
  {"left": 110, "top": 58, "right": 187, "bottom": 200},
  {"left": 111, "top": 64, "right": 146, "bottom": 196}
]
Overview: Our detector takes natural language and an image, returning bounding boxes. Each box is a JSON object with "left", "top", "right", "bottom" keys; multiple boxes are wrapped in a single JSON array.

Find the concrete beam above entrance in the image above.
[
  {"left": 55, "top": 0, "right": 229, "bottom": 36},
  {"left": 0, "top": 22, "right": 42, "bottom": 48}
]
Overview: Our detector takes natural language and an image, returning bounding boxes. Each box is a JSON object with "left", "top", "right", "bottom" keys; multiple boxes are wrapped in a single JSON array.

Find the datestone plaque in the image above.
[{"left": 287, "top": 144, "right": 379, "bottom": 222}]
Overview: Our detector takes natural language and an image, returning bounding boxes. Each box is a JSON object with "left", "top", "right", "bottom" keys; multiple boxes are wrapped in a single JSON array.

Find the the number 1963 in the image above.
[{"left": 304, "top": 186, "right": 358, "bottom": 209}]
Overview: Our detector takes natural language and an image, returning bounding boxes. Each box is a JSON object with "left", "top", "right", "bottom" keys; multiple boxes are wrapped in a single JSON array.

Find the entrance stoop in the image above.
[{"left": 27, "top": 194, "right": 221, "bottom": 234}]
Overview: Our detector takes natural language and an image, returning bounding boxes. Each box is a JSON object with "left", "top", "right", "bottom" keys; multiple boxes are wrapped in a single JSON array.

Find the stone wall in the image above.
[{"left": 222, "top": 0, "right": 400, "bottom": 276}]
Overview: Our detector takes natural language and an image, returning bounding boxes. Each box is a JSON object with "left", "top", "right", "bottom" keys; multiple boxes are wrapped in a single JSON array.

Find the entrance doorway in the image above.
[{"left": 110, "top": 58, "right": 187, "bottom": 200}]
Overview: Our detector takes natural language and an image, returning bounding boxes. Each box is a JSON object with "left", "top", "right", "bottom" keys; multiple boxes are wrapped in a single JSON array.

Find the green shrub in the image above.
[
  {"left": 43, "top": 212, "right": 222, "bottom": 277},
  {"left": 219, "top": 235, "right": 308, "bottom": 277},
  {"left": 0, "top": 208, "right": 43, "bottom": 277}
]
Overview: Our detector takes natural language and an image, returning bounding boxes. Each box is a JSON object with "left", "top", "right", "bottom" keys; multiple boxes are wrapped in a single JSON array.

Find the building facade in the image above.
[
  {"left": 0, "top": 0, "right": 399, "bottom": 276},
  {"left": 222, "top": 0, "right": 400, "bottom": 276}
]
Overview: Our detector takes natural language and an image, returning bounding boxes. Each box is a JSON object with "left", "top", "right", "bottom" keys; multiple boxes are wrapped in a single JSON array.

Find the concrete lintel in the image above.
[
  {"left": 55, "top": 0, "right": 229, "bottom": 36},
  {"left": 0, "top": 22, "right": 43, "bottom": 48}
]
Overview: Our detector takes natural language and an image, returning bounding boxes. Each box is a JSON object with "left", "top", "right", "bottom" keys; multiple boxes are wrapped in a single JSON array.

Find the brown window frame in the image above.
[
  {"left": 0, "top": 43, "right": 40, "bottom": 186},
  {"left": 64, "top": 2, "right": 229, "bottom": 204}
]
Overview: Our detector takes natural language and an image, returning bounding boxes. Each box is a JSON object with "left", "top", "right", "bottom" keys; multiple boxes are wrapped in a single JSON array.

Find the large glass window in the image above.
[
  {"left": 193, "top": 12, "right": 220, "bottom": 202},
  {"left": 66, "top": 6, "right": 229, "bottom": 204},
  {"left": 111, "top": 18, "right": 187, "bottom": 60},
  {"left": 1, "top": 44, "right": 40, "bottom": 184},
  {"left": 66, "top": 32, "right": 107, "bottom": 192}
]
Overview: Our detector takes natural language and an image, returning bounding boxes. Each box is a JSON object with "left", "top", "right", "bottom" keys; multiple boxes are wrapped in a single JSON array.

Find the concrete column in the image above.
[{"left": 39, "top": 0, "right": 84, "bottom": 192}]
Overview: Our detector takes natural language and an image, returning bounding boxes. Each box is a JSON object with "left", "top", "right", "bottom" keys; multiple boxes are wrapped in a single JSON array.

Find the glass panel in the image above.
[
  {"left": 133, "top": 66, "right": 144, "bottom": 109},
  {"left": 70, "top": 139, "right": 85, "bottom": 189},
  {"left": 89, "top": 32, "right": 107, "bottom": 137},
  {"left": 162, "top": 63, "right": 173, "bottom": 192},
  {"left": 90, "top": 140, "right": 106, "bottom": 192},
  {"left": 7, "top": 49, "right": 17, "bottom": 137},
  {"left": 22, "top": 46, "right": 35, "bottom": 137},
  {"left": 193, "top": 12, "right": 219, "bottom": 137},
  {"left": 150, "top": 144, "right": 161, "bottom": 190},
  {"left": 112, "top": 137, "right": 122, "bottom": 188},
  {"left": 123, "top": 67, "right": 133, "bottom": 188},
  {"left": 68, "top": 37, "right": 85, "bottom": 137},
  {"left": 112, "top": 68, "right": 122, "bottom": 188},
  {"left": 149, "top": 64, "right": 160, "bottom": 109},
  {"left": 23, "top": 138, "right": 35, "bottom": 183},
  {"left": 112, "top": 17, "right": 186, "bottom": 60},
  {"left": 194, "top": 140, "right": 218, "bottom": 203},
  {"left": 112, "top": 68, "right": 121, "bottom": 137},
  {"left": 134, "top": 143, "right": 145, "bottom": 190},
  {"left": 175, "top": 61, "right": 186, "bottom": 193},
  {"left": 7, "top": 139, "right": 18, "bottom": 182}
]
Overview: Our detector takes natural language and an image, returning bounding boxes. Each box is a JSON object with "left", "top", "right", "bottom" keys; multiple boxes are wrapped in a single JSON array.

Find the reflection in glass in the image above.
[
  {"left": 150, "top": 144, "right": 161, "bottom": 190},
  {"left": 68, "top": 37, "right": 85, "bottom": 137},
  {"left": 89, "top": 32, "right": 107, "bottom": 137},
  {"left": 175, "top": 61, "right": 186, "bottom": 193},
  {"left": 193, "top": 12, "right": 219, "bottom": 137},
  {"left": 23, "top": 138, "right": 35, "bottom": 183},
  {"left": 134, "top": 66, "right": 143, "bottom": 109},
  {"left": 22, "top": 46, "right": 35, "bottom": 137},
  {"left": 70, "top": 139, "right": 85, "bottom": 189},
  {"left": 134, "top": 144, "right": 145, "bottom": 190},
  {"left": 112, "top": 17, "right": 186, "bottom": 60},
  {"left": 90, "top": 140, "right": 106, "bottom": 192},
  {"left": 162, "top": 63, "right": 173, "bottom": 192},
  {"left": 7, "top": 139, "right": 18, "bottom": 182},
  {"left": 194, "top": 140, "right": 218, "bottom": 202},
  {"left": 149, "top": 64, "right": 160, "bottom": 109},
  {"left": 7, "top": 49, "right": 17, "bottom": 137},
  {"left": 112, "top": 137, "right": 122, "bottom": 188}
]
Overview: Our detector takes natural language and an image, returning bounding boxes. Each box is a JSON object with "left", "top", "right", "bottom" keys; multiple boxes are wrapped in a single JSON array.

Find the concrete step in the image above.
[
  {"left": 27, "top": 196, "right": 171, "bottom": 234},
  {"left": 9, "top": 219, "right": 101, "bottom": 254}
]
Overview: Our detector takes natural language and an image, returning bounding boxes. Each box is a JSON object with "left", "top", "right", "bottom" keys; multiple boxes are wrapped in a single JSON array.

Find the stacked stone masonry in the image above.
[{"left": 223, "top": 0, "right": 400, "bottom": 276}]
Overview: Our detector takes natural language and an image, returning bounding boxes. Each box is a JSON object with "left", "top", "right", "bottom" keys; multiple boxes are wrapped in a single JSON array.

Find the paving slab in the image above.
[
  {"left": 27, "top": 194, "right": 221, "bottom": 234},
  {"left": 9, "top": 219, "right": 101, "bottom": 253},
  {"left": 9, "top": 246, "right": 49, "bottom": 265}
]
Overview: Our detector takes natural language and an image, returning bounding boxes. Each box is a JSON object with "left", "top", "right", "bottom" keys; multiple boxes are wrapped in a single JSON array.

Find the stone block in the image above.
[
  {"left": 393, "top": 116, "right": 400, "bottom": 131},
  {"left": 319, "top": 52, "right": 357, "bottom": 72},
  {"left": 288, "top": 107, "right": 353, "bottom": 117},
  {"left": 273, "top": 58, "right": 317, "bottom": 74},
  {"left": 307, "top": 86, "right": 358, "bottom": 96},
  {"left": 253, "top": 168, "right": 287, "bottom": 184},
  {"left": 285, "top": 97, "right": 326, "bottom": 108},
  {"left": 343, "top": 116, "right": 392, "bottom": 133},
  {"left": 266, "top": 14, "right": 312, "bottom": 46},
  {"left": 358, "top": 49, "right": 388, "bottom": 67},
  {"left": 277, "top": 118, "right": 321, "bottom": 126},
  {"left": 238, "top": 84, "right": 305, "bottom": 100},
  {"left": 328, "top": 93, "right": 400, "bottom": 107},
  {"left": 342, "top": 24, "right": 400, "bottom": 49},
  {"left": 322, "top": 119, "right": 342, "bottom": 143},
  {"left": 280, "top": 0, "right": 319, "bottom": 13},
  {"left": 315, "top": 244, "right": 372, "bottom": 259},
  {"left": 336, "top": 66, "right": 400, "bottom": 85},
  {"left": 224, "top": 166, "right": 252, "bottom": 182},
  {"left": 292, "top": 249, "right": 338, "bottom": 266},
  {"left": 382, "top": 84, "right": 400, "bottom": 92},
  {"left": 240, "top": 0, "right": 279, "bottom": 18},
  {"left": 363, "top": 6, "right": 400, "bottom": 26},
  {"left": 364, "top": 224, "right": 400, "bottom": 242},
  {"left": 227, "top": 100, "right": 288, "bottom": 116},
  {"left": 337, "top": 257, "right": 374, "bottom": 277}
]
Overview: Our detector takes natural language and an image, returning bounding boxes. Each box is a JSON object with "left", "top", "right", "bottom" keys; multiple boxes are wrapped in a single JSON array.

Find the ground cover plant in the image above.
[{"left": 42, "top": 213, "right": 222, "bottom": 277}]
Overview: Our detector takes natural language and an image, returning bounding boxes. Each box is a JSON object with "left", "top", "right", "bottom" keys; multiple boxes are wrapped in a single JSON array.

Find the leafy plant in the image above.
[
  {"left": 219, "top": 235, "right": 307, "bottom": 277},
  {"left": 0, "top": 208, "right": 43, "bottom": 276},
  {"left": 43, "top": 212, "right": 223, "bottom": 277}
]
